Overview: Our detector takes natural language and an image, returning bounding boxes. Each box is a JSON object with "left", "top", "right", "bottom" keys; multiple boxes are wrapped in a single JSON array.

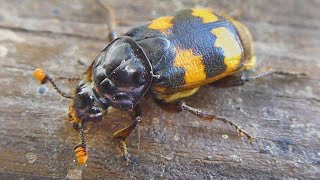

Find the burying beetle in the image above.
[{"left": 34, "top": 3, "right": 304, "bottom": 165}]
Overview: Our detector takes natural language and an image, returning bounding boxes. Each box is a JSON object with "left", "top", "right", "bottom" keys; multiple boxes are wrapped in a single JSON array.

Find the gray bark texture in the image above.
[{"left": 0, "top": 0, "right": 319, "bottom": 179}]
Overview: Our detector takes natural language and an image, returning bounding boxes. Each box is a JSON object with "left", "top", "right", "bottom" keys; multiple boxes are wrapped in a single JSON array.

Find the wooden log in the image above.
[{"left": 0, "top": 0, "right": 319, "bottom": 179}]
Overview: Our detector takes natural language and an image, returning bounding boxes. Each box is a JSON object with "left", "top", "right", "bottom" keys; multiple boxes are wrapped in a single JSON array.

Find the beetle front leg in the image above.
[
  {"left": 112, "top": 105, "right": 142, "bottom": 161},
  {"left": 180, "top": 101, "right": 254, "bottom": 142}
]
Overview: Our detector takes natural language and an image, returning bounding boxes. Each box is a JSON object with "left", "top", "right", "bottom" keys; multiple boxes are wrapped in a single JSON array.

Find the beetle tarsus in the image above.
[
  {"left": 112, "top": 105, "right": 142, "bottom": 161},
  {"left": 117, "top": 140, "right": 130, "bottom": 162},
  {"left": 245, "top": 70, "right": 307, "bottom": 81},
  {"left": 180, "top": 101, "right": 254, "bottom": 142},
  {"left": 211, "top": 69, "right": 306, "bottom": 88}
]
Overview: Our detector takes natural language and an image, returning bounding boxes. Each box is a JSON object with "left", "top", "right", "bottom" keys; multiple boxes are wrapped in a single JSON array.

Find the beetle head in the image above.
[
  {"left": 92, "top": 36, "right": 153, "bottom": 111},
  {"left": 69, "top": 80, "right": 104, "bottom": 123}
]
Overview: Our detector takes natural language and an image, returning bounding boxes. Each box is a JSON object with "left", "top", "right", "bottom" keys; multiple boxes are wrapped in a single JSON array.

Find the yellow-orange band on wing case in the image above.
[
  {"left": 148, "top": 16, "right": 174, "bottom": 34},
  {"left": 173, "top": 48, "right": 206, "bottom": 85},
  {"left": 156, "top": 87, "right": 200, "bottom": 102},
  {"left": 192, "top": 8, "right": 218, "bottom": 23},
  {"left": 33, "top": 68, "right": 47, "bottom": 83},
  {"left": 211, "top": 27, "right": 242, "bottom": 74}
]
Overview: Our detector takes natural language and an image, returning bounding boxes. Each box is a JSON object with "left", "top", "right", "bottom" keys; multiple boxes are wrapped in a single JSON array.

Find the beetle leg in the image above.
[
  {"left": 112, "top": 105, "right": 142, "bottom": 161},
  {"left": 155, "top": 99, "right": 183, "bottom": 112},
  {"left": 180, "top": 101, "right": 254, "bottom": 142},
  {"left": 243, "top": 70, "right": 306, "bottom": 81},
  {"left": 211, "top": 69, "right": 306, "bottom": 87}
]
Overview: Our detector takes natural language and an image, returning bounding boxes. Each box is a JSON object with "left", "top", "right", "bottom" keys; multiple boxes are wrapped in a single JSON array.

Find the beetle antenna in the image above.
[
  {"left": 33, "top": 68, "right": 73, "bottom": 99},
  {"left": 74, "top": 123, "right": 88, "bottom": 165},
  {"left": 95, "top": 0, "right": 118, "bottom": 40}
]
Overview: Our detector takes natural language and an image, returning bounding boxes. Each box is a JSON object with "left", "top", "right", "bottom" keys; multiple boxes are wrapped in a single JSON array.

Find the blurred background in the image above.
[{"left": 0, "top": 0, "right": 319, "bottom": 179}]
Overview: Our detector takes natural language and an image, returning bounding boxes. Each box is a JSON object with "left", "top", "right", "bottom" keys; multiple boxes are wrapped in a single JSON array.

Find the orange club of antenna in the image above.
[
  {"left": 74, "top": 146, "right": 88, "bottom": 165},
  {"left": 33, "top": 68, "right": 48, "bottom": 84}
]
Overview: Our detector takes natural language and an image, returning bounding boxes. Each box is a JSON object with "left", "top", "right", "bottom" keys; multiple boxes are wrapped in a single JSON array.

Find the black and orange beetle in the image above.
[{"left": 34, "top": 7, "right": 303, "bottom": 165}]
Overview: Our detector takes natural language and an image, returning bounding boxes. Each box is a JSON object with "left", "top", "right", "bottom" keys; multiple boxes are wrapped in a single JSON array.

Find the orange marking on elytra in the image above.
[
  {"left": 148, "top": 16, "right": 174, "bottom": 34},
  {"left": 192, "top": 8, "right": 218, "bottom": 23},
  {"left": 173, "top": 48, "right": 206, "bottom": 85},
  {"left": 211, "top": 27, "right": 242, "bottom": 74}
]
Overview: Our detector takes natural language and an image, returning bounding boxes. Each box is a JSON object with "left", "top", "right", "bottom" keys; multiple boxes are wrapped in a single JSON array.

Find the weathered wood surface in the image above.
[{"left": 0, "top": 0, "right": 319, "bottom": 179}]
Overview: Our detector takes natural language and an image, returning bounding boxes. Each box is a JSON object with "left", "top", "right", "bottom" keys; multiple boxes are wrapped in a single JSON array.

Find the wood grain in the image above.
[{"left": 0, "top": 0, "right": 319, "bottom": 179}]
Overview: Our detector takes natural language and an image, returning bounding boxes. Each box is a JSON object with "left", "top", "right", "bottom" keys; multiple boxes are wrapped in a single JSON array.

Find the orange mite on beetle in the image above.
[{"left": 33, "top": 7, "right": 304, "bottom": 165}]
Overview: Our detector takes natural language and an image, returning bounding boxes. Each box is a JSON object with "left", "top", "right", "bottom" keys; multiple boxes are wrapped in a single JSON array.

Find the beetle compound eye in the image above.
[{"left": 74, "top": 94, "right": 92, "bottom": 110}]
